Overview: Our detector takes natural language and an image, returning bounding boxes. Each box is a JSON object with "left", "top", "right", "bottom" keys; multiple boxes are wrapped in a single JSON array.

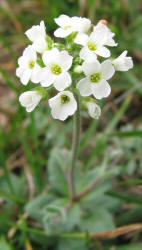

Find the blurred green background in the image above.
[{"left": 0, "top": 0, "right": 142, "bottom": 249}]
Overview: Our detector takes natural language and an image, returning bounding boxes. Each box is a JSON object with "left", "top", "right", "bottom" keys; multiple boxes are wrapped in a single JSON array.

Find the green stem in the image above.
[
  {"left": 9, "top": 223, "right": 85, "bottom": 240},
  {"left": 0, "top": 149, "right": 15, "bottom": 194},
  {"left": 70, "top": 92, "right": 81, "bottom": 199}
]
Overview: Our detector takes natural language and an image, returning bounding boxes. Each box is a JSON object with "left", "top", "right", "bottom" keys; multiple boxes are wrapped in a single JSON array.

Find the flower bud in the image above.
[
  {"left": 19, "top": 91, "right": 43, "bottom": 112},
  {"left": 99, "top": 19, "right": 108, "bottom": 26},
  {"left": 112, "top": 50, "right": 133, "bottom": 71},
  {"left": 86, "top": 101, "right": 101, "bottom": 119},
  {"left": 74, "top": 65, "right": 83, "bottom": 74}
]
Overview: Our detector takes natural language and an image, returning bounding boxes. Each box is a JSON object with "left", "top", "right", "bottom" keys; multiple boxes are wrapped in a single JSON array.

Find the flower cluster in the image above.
[{"left": 17, "top": 15, "right": 133, "bottom": 121}]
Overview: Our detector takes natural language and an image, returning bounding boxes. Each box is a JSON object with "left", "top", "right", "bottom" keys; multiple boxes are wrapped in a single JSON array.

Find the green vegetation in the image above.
[{"left": 0, "top": 0, "right": 142, "bottom": 249}]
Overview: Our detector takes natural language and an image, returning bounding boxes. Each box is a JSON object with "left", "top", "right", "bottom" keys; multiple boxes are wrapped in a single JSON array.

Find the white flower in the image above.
[
  {"left": 49, "top": 91, "right": 77, "bottom": 121},
  {"left": 112, "top": 50, "right": 133, "bottom": 71},
  {"left": 54, "top": 14, "right": 91, "bottom": 38},
  {"left": 40, "top": 48, "right": 73, "bottom": 91},
  {"left": 19, "top": 91, "right": 42, "bottom": 112},
  {"left": 94, "top": 22, "right": 117, "bottom": 47},
  {"left": 77, "top": 59, "right": 115, "bottom": 99},
  {"left": 16, "top": 45, "right": 41, "bottom": 85},
  {"left": 86, "top": 101, "right": 101, "bottom": 119},
  {"left": 74, "top": 29, "right": 111, "bottom": 60},
  {"left": 25, "top": 21, "right": 47, "bottom": 53}
]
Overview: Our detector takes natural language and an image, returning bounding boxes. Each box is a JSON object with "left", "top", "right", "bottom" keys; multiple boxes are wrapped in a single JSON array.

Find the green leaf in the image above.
[
  {"left": 48, "top": 148, "right": 71, "bottom": 196},
  {"left": 76, "top": 168, "right": 100, "bottom": 193},
  {"left": 0, "top": 174, "right": 26, "bottom": 205},
  {"left": 43, "top": 199, "right": 81, "bottom": 234},
  {"left": 25, "top": 194, "right": 54, "bottom": 223},
  {"left": 65, "top": 204, "right": 81, "bottom": 231},
  {"left": 80, "top": 208, "right": 115, "bottom": 233},
  {"left": 0, "top": 237, "right": 13, "bottom": 250},
  {"left": 57, "top": 239, "right": 86, "bottom": 250},
  {"left": 43, "top": 198, "right": 67, "bottom": 235}
]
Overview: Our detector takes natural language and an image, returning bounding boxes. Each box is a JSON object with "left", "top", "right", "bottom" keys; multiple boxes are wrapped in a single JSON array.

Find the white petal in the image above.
[
  {"left": 49, "top": 91, "right": 77, "bottom": 121},
  {"left": 53, "top": 72, "right": 71, "bottom": 91},
  {"left": 42, "top": 48, "right": 59, "bottom": 66},
  {"left": 74, "top": 33, "right": 88, "bottom": 46},
  {"left": 26, "top": 104, "right": 36, "bottom": 112},
  {"left": 31, "top": 92, "right": 42, "bottom": 103},
  {"left": 58, "top": 91, "right": 77, "bottom": 120},
  {"left": 101, "top": 60, "right": 115, "bottom": 80},
  {"left": 19, "top": 92, "right": 32, "bottom": 106},
  {"left": 91, "top": 79, "right": 111, "bottom": 99},
  {"left": 32, "top": 38, "right": 47, "bottom": 53},
  {"left": 60, "top": 101, "right": 77, "bottom": 120},
  {"left": 80, "top": 46, "right": 97, "bottom": 61},
  {"left": 54, "top": 28, "right": 72, "bottom": 38},
  {"left": 19, "top": 91, "right": 42, "bottom": 112},
  {"left": 124, "top": 58, "right": 133, "bottom": 70},
  {"left": 30, "top": 64, "right": 42, "bottom": 83},
  {"left": 93, "top": 23, "right": 117, "bottom": 47},
  {"left": 113, "top": 51, "right": 133, "bottom": 71},
  {"left": 16, "top": 67, "right": 23, "bottom": 77},
  {"left": 25, "top": 20, "right": 46, "bottom": 42},
  {"left": 90, "top": 29, "right": 106, "bottom": 46},
  {"left": 23, "top": 45, "right": 37, "bottom": 60},
  {"left": 40, "top": 67, "right": 55, "bottom": 87},
  {"left": 18, "top": 46, "right": 36, "bottom": 69},
  {"left": 95, "top": 46, "right": 110, "bottom": 58},
  {"left": 54, "top": 15, "right": 71, "bottom": 27},
  {"left": 18, "top": 56, "right": 28, "bottom": 68},
  {"left": 19, "top": 91, "right": 41, "bottom": 106},
  {"left": 82, "top": 60, "right": 101, "bottom": 76},
  {"left": 59, "top": 50, "right": 73, "bottom": 71},
  {"left": 77, "top": 77, "right": 92, "bottom": 96},
  {"left": 105, "top": 38, "right": 118, "bottom": 47},
  {"left": 71, "top": 17, "right": 91, "bottom": 33},
  {"left": 40, "top": 20, "right": 46, "bottom": 32},
  {"left": 49, "top": 99, "right": 62, "bottom": 120},
  {"left": 20, "top": 69, "right": 31, "bottom": 85}
]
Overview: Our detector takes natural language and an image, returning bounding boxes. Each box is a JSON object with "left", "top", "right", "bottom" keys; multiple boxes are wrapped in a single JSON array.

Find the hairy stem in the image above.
[{"left": 70, "top": 92, "right": 81, "bottom": 199}]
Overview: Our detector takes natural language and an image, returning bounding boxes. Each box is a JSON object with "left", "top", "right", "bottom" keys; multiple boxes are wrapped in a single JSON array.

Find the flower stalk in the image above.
[{"left": 70, "top": 92, "right": 81, "bottom": 199}]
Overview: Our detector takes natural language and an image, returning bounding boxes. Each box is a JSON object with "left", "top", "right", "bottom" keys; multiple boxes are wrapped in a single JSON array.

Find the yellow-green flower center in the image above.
[
  {"left": 60, "top": 94, "right": 70, "bottom": 104},
  {"left": 88, "top": 42, "right": 97, "bottom": 51},
  {"left": 90, "top": 73, "right": 101, "bottom": 83},
  {"left": 64, "top": 25, "right": 71, "bottom": 30},
  {"left": 51, "top": 64, "right": 62, "bottom": 75},
  {"left": 28, "top": 60, "right": 35, "bottom": 69}
]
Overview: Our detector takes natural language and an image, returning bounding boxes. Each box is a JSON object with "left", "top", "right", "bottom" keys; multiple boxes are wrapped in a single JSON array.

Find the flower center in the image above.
[
  {"left": 28, "top": 60, "right": 35, "bottom": 69},
  {"left": 64, "top": 25, "right": 71, "bottom": 30},
  {"left": 60, "top": 94, "right": 70, "bottom": 104},
  {"left": 90, "top": 73, "right": 101, "bottom": 83},
  {"left": 88, "top": 42, "right": 97, "bottom": 51},
  {"left": 51, "top": 64, "right": 62, "bottom": 75}
]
